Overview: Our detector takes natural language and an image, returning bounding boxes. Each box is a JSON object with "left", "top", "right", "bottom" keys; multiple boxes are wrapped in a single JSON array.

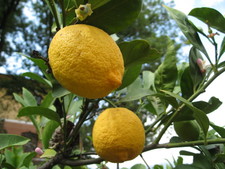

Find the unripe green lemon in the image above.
[{"left": 174, "top": 120, "right": 200, "bottom": 141}]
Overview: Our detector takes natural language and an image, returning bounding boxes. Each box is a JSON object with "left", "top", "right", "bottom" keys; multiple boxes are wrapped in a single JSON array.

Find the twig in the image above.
[
  {"left": 60, "top": 157, "right": 103, "bottom": 166},
  {"left": 38, "top": 153, "right": 64, "bottom": 169},
  {"left": 143, "top": 138, "right": 225, "bottom": 152},
  {"left": 140, "top": 154, "right": 151, "bottom": 169}
]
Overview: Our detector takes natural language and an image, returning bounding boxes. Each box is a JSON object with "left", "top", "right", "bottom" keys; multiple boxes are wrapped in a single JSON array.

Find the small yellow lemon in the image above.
[
  {"left": 48, "top": 24, "right": 124, "bottom": 99},
  {"left": 92, "top": 107, "right": 145, "bottom": 163}
]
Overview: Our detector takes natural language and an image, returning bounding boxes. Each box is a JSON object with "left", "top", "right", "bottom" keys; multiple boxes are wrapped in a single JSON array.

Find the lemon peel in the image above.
[
  {"left": 48, "top": 24, "right": 124, "bottom": 99},
  {"left": 92, "top": 107, "right": 145, "bottom": 163}
]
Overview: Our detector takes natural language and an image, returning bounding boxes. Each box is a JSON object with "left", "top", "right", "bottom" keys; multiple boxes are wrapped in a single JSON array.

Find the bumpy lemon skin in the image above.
[
  {"left": 48, "top": 24, "right": 124, "bottom": 99},
  {"left": 92, "top": 108, "right": 145, "bottom": 163}
]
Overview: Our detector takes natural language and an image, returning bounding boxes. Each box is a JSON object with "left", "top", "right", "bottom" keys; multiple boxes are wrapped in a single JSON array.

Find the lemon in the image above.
[
  {"left": 174, "top": 120, "right": 200, "bottom": 141},
  {"left": 92, "top": 107, "right": 145, "bottom": 163},
  {"left": 48, "top": 24, "right": 124, "bottom": 99}
]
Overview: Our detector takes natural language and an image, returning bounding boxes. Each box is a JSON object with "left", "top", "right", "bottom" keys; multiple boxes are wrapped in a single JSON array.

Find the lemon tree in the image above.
[{"left": 5, "top": 0, "right": 225, "bottom": 169}]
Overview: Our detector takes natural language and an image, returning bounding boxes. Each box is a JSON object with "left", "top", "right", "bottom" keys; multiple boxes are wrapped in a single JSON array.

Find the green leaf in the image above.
[
  {"left": 13, "top": 93, "right": 26, "bottom": 106},
  {"left": 19, "top": 53, "right": 53, "bottom": 81},
  {"left": 42, "top": 120, "right": 59, "bottom": 149},
  {"left": 118, "top": 40, "right": 160, "bottom": 90},
  {"left": 180, "top": 66, "right": 194, "bottom": 99},
  {"left": 219, "top": 36, "right": 225, "bottom": 58},
  {"left": 172, "top": 97, "right": 222, "bottom": 122},
  {"left": 120, "top": 77, "right": 154, "bottom": 102},
  {"left": 210, "top": 123, "right": 225, "bottom": 138},
  {"left": 192, "top": 154, "right": 212, "bottom": 169},
  {"left": 0, "top": 134, "right": 30, "bottom": 150},
  {"left": 117, "top": 64, "right": 142, "bottom": 90},
  {"left": 41, "top": 92, "right": 55, "bottom": 108},
  {"left": 22, "top": 88, "right": 37, "bottom": 106},
  {"left": 52, "top": 83, "right": 70, "bottom": 98},
  {"left": 143, "top": 70, "right": 155, "bottom": 89},
  {"left": 161, "top": 90, "right": 209, "bottom": 138},
  {"left": 119, "top": 40, "right": 160, "bottom": 68},
  {"left": 18, "top": 106, "right": 61, "bottom": 124},
  {"left": 82, "top": 0, "right": 142, "bottom": 34},
  {"left": 22, "top": 72, "right": 52, "bottom": 87},
  {"left": 194, "top": 97, "right": 222, "bottom": 114},
  {"left": 189, "top": 7, "right": 225, "bottom": 33},
  {"left": 189, "top": 47, "right": 204, "bottom": 90},
  {"left": 154, "top": 40, "right": 178, "bottom": 92},
  {"left": 40, "top": 149, "right": 57, "bottom": 158},
  {"left": 23, "top": 152, "right": 36, "bottom": 167},
  {"left": 164, "top": 6, "right": 209, "bottom": 59},
  {"left": 89, "top": 0, "right": 111, "bottom": 10},
  {"left": 131, "top": 164, "right": 146, "bottom": 169}
]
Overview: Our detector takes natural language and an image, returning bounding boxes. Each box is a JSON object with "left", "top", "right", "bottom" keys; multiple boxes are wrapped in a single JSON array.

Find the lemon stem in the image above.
[
  {"left": 140, "top": 154, "right": 151, "bottom": 169},
  {"left": 103, "top": 97, "right": 117, "bottom": 107}
]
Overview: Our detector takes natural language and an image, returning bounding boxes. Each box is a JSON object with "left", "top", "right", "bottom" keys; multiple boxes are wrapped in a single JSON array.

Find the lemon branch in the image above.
[
  {"left": 144, "top": 138, "right": 225, "bottom": 152},
  {"left": 39, "top": 138, "right": 225, "bottom": 167},
  {"left": 153, "top": 66, "right": 225, "bottom": 145}
]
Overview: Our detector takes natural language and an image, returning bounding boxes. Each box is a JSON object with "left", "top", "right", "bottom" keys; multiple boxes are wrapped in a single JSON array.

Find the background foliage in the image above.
[{"left": 1, "top": 0, "right": 225, "bottom": 169}]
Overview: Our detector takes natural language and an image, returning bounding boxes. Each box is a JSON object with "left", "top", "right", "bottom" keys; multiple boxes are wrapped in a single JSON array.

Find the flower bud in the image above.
[
  {"left": 35, "top": 147, "right": 44, "bottom": 155},
  {"left": 196, "top": 58, "right": 206, "bottom": 73},
  {"left": 75, "top": 3, "right": 93, "bottom": 21}
]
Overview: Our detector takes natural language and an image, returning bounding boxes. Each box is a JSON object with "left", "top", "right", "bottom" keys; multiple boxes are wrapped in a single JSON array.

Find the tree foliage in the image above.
[
  {"left": 0, "top": 0, "right": 52, "bottom": 73},
  {"left": 1, "top": 0, "right": 225, "bottom": 169}
]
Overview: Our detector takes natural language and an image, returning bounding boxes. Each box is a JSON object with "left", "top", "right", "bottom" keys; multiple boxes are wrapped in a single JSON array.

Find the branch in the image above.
[
  {"left": 60, "top": 157, "right": 103, "bottom": 166},
  {"left": 143, "top": 138, "right": 225, "bottom": 152},
  {"left": 38, "top": 154, "right": 64, "bottom": 169}
]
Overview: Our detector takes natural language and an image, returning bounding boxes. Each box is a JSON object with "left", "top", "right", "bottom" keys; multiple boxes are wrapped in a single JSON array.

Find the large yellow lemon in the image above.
[{"left": 48, "top": 24, "right": 124, "bottom": 99}]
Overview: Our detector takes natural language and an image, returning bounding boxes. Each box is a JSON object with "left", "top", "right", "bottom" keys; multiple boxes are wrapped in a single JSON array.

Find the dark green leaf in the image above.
[
  {"left": 82, "top": 0, "right": 142, "bottom": 34},
  {"left": 214, "top": 154, "right": 225, "bottom": 163},
  {"left": 153, "top": 93, "right": 179, "bottom": 108},
  {"left": 210, "top": 123, "right": 225, "bottom": 138},
  {"left": 0, "top": 134, "right": 30, "bottom": 150},
  {"left": 174, "top": 164, "right": 201, "bottom": 169},
  {"left": 179, "top": 150, "right": 196, "bottom": 156},
  {"left": 42, "top": 120, "right": 59, "bottom": 149},
  {"left": 19, "top": 53, "right": 53, "bottom": 81},
  {"left": 192, "top": 154, "right": 212, "bottom": 169},
  {"left": 23, "top": 152, "right": 36, "bottom": 167},
  {"left": 18, "top": 106, "right": 61, "bottom": 124},
  {"left": 154, "top": 40, "right": 178, "bottom": 92},
  {"left": 117, "top": 64, "right": 142, "bottom": 90},
  {"left": 119, "top": 40, "right": 160, "bottom": 68},
  {"left": 189, "top": 7, "right": 225, "bottom": 33},
  {"left": 194, "top": 97, "right": 222, "bottom": 114},
  {"left": 89, "top": 0, "right": 111, "bottom": 10},
  {"left": 189, "top": 47, "right": 204, "bottom": 90},
  {"left": 173, "top": 97, "right": 221, "bottom": 122},
  {"left": 219, "top": 36, "right": 225, "bottom": 58},
  {"left": 22, "top": 72, "right": 52, "bottom": 87},
  {"left": 164, "top": 6, "right": 209, "bottom": 59},
  {"left": 118, "top": 40, "right": 160, "bottom": 90},
  {"left": 161, "top": 90, "right": 209, "bottom": 138},
  {"left": 180, "top": 66, "right": 194, "bottom": 99}
]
